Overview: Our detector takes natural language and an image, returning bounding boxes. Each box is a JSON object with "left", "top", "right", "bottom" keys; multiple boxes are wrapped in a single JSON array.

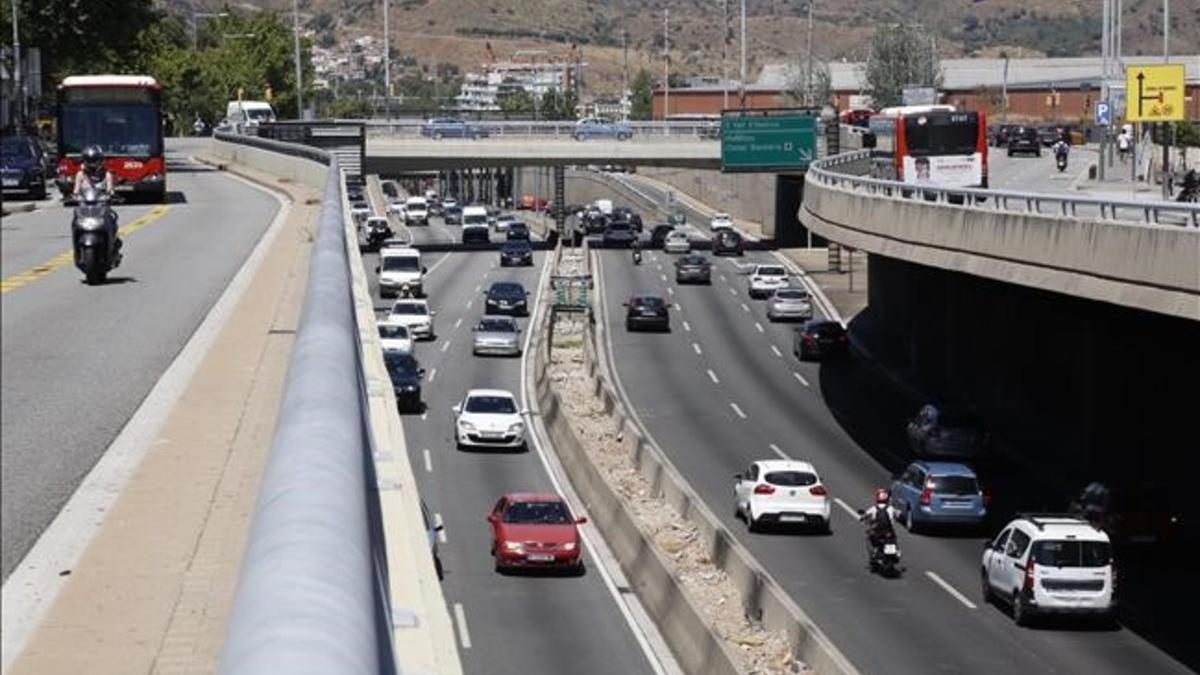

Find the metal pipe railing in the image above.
[{"left": 214, "top": 135, "right": 396, "bottom": 675}]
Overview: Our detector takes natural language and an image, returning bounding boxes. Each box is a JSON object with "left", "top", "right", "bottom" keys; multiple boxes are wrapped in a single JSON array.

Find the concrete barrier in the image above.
[{"left": 211, "top": 136, "right": 329, "bottom": 189}]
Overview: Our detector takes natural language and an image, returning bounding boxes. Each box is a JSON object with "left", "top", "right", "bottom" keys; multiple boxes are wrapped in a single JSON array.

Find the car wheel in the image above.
[
  {"left": 746, "top": 507, "right": 760, "bottom": 532},
  {"left": 819, "top": 517, "right": 832, "bottom": 535},
  {"left": 33, "top": 182, "right": 47, "bottom": 200},
  {"left": 1012, "top": 591, "right": 1032, "bottom": 626},
  {"left": 574, "top": 133, "right": 586, "bottom": 141},
  {"left": 1007, "top": 149, "right": 1014, "bottom": 157},
  {"left": 980, "top": 570, "right": 994, "bottom": 605},
  {"left": 434, "top": 132, "right": 444, "bottom": 140}
]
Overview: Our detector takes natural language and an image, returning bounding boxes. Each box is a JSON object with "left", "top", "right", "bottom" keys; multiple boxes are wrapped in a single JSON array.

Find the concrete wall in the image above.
[
  {"left": 209, "top": 138, "right": 329, "bottom": 189},
  {"left": 637, "top": 167, "right": 779, "bottom": 235},
  {"left": 801, "top": 178, "right": 1200, "bottom": 320},
  {"left": 365, "top": 138, "right": 721, "bottom": 172}
]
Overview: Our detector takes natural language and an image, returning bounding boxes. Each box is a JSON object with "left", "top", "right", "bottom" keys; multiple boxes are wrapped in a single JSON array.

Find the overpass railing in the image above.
[
  {"left": 810, "top": 150, "right": 1200, "bottom": 228},
  {"left": 213, "top": 133, "right": 397, "bottom": 675},
  {"left": 345, "top": 119, "right": 721, "bottom": 140}
]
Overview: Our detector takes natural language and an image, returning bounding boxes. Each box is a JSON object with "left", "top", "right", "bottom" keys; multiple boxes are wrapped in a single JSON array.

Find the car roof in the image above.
[
  {"left": 1010, "top": 516, "right": 1109, "bottom": 541},
  {"left": 912, "top": 461, "right": 977, "bottom": 477},
  {"left": 381, "top": 247, "right": 420, "bottom": 256},
  {"left": 466, "top": 388, "right": 516, "bottom": 399},
  {"left": 502, "top": 492, "right": 565, "bottom": 503},
  {"left": 754, "top": 459, "right": 817, "bottom": 474},
  {"left": 392, "top": 299, "right": 428, "bottom": 307}
]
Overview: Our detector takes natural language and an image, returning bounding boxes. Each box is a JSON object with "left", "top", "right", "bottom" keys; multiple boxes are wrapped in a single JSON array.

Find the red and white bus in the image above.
[
  {"left": 868, "top": 105, "right": 988, "bottom": 190},
  {"left": 55, "top": 75, "right": 166, "bottom": 202}
]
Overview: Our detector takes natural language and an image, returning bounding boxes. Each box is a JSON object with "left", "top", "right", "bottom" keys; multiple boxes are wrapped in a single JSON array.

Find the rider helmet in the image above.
[
  {"left": 81, "top": 145, "right": 106, "bottom": 179},
  {"left": 874, "top": 488, "right": 890, "bottom": 505}
]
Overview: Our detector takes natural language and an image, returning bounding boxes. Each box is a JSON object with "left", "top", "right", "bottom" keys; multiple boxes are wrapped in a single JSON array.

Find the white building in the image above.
[{"left": 454, "top": 58, "right": 581, "bottom": 112}]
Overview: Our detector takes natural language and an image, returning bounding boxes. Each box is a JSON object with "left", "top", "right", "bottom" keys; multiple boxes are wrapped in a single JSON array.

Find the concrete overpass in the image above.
[{"left": 364, "top": 138, "right": 721, "bottom": 172}]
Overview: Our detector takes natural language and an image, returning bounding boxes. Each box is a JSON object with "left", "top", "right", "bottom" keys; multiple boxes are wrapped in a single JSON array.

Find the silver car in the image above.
[
  {"left": 663, "top": 230, "right": 691, "bottom": 254},
  {"left": 766, "top": 288, "right": 814, "bottom": 322},
  {"left": 472, "top": 315, "right": 522, "bottom": 356}
]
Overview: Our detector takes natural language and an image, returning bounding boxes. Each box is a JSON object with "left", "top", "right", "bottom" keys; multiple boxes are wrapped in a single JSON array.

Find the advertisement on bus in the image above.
[{"left": 902, "top": 153, "right": 984, "bottom": 187}]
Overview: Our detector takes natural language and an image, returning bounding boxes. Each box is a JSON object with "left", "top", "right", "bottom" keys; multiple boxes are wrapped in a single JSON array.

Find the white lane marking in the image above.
[
  {"left": 673, "top": 303, "right": 681, "bottom": 311},
  {"left": 728, "top": 287, "right": 738, "bottom": 296},
  {"left": 742, "top": 304, "right": 751, "bottom": 313},
  {"left": 667, "top": 287, "right": 675, "bottom": 296},
  {"left": 769, "top": 443, "right": 788, "bottom": 459},
  {"left": 421, "top": 411, "right": 428, "bottom": 421},
  {"left": 435, "top": 513, "right": 448, "bottom": 543},
  {"left": 474, "top": 284, "right": 481, "bottom": 292},
  {"left": 423, "top": 449, "right": 432, "bottom": 473},
  {"left": 793, "top": 371, "right": 809, "bottom": 387},
  {"left": 925, "top": 571, "right": 979, "bottom": 610},
  {"left": 692, "top": 342, "right": 703, "bottom": 355},
  {"left": 659, "top": 273, "right": 668, "bottom": 282},
  {"left": 834, "top": 497, "right": 859, "bottom": 518},
  {"left": 465, "top": 299, "right": 473, "bottom": 310},
  {"left": 770, "top": 345, "right": 783, "bottom": 358},
  {"left": 440, "top": 340, "right": 451, "bottom": 352},
  {"left": 729, "top": 402, "right": 747, "bottom": 419},
  {"left": 719, "top": 274, "right": 727, "bottom": 282},
  {"left": 453, "top": 603, "right": 473, "bottom": 649},
  {"left": 428, "top": 367, "right": 437, "bottom": 382},
  {"left": 755, "top": 322, "right": 764, "bottom": 332},
  {"left": 454, "top": 317, "right": 463, "bottom": 329},
  {"left": 707, "top": 369, "right": 720, "bottom": 384},
  {"left": 682, "top": 320, "right": 691, "bottom": 332}
]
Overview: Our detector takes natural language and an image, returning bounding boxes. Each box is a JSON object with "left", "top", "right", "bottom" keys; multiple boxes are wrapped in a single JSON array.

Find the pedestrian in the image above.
[{"left": 1117, "top": 130, "right": 1130, "bottom": 163}]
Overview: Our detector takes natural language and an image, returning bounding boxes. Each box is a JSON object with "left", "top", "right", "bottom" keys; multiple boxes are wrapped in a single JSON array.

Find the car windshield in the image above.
[
  {"left": 391, "top": 302, "right": 427, "bottom": 315},
  {"left": 246, "top": 108, "right": 273, "bottom": 122},
  {"left": 667, "top": 232, "right": 687, "bottom": 240},
  {"left": 491, "top": 283, "right": 524, "bottom": 296},
  {"left": 1, "top": 138, "right": 34, "bottom": 159},
  {"left": 503, "top": 500, "right": 572, "bottom": 524},
  {"left": 465, "top": 395, "right": 518, "bottom": 414},
  {"left": 478, "top": 318, "right": 516, "bottom": 332},
  {"left": 927, "top": 475, "right": 979, "bottom": 495},
  {"left": 774, "top": 290, "right": 808, "bottom": 300},
  {"left": 764, "top": 471, "right": 817, "bottom": 487},
  {"left": 681, "top": 256, "right": 706, "bottom": 265},
  {"left": 379, "top": 324, "right": 410, "bottom": 339},
  {"left": 758, "top": 266, "right": 787, "bottom": 276},
  {"left": 383, "top": 257, "right": 420, "bottom": 272},
  {"left": 383, "top": 352, "right": 419, "bottom": 372},
  {"left": 1030, "top": 540, "right": 1112, "bottom": 568},
  {"left": 634, "top": 297, "right": 664, "bottom": 308}
]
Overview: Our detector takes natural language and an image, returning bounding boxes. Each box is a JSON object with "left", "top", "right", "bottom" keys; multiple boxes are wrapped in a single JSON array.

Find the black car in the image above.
[
  {"left": 674, "top": 254, "right": 712, "bottom": 284},
  {"left": 444, "top": 204, "right": 463, "bottom": 225},
  {"left": 484, "top": 281, "right": 529, "bottom": 316},
  {"left": 602, "top": 221, "right": 638, "bottom": 248},
  {"left": 649, "top": 224, "right": 676, "bottom": 249},
  {"left": 462, "top": 226, "right": 489, "bottom": 244},
  {"left": 624, "top": 295, "right": 670, "bottom": 332},
  {"left": 1038, "top": 125, "right": 1063, "bottom": 147},
  {"left": 583, "top": 211, "right": 609, "bottom": 234},
  {"left": 611, "top": 207, "right": 643, "bottom": 232},
  {"left": 1, "top": 135, "right": 48, "bottom": 199},
  {"left": 992, "top": 124, "right": 1019, "bottom": 148},
  {"left": 506, "top": 222, "right": 531, "bottom": 241},
  {"left": 1007, "top": 127, "right": 1041, "bottom": 157},
  {"left": 793, "top": 320, "right": 848, "bottom": 360},
  {"left": 712, "top": 229, "right": 744, "bottom": 256},
  {"left": 499, "top": 240, "right": 534, "bottom": 266},
  {"left": 384, "top": 351, "right": 425, "bottom": 413}
]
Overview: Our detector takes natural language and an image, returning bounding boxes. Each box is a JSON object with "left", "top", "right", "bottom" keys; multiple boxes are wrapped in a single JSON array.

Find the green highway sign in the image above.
[{"left": 720, "top": 114, "right": 818, "bottom": 172}]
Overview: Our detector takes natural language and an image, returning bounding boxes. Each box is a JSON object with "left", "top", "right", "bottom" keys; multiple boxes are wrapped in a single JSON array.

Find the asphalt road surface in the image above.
[
  {"left": 1, "top": 138, "right": 279, "bottom": 580},
  {"left": 360, "top": 201, "right": 660, "bottom": 675}
]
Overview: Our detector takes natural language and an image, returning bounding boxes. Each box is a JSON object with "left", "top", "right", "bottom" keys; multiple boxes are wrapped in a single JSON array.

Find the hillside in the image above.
[{"left": 213, "top": 0, "right": 1195, "bottom": 97}]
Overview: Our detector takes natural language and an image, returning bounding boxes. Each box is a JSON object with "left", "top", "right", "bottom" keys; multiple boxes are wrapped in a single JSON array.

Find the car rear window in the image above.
[
  {"left": 1031, "top": 540, "right": 1112, "bottom": 568},
  {"left": 774, "top": 290, "right": 808, "bottom": 300},
  {"left": 634, "top": 297, "right": 665, "bottom": 308},
  {"left": 478, "top": 318, "right": 516, "bottom": 332},
  {"left": 758, "top": 266, "right": 786, "bottom": 276},
  {"left": 764, "top": 471, "right": 817, "bottom": 487},
  {"left": 927, "top": 475, "right": 979, "bottom": 495},
  {"left": 379, "top": 324, "right": 409, "bottom": 339},
  {"left": 465, "top": 395, "right": 517, "bottom": 414}
]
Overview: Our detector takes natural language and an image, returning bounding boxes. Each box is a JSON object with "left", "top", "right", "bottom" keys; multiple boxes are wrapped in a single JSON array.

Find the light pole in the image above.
[
  {"left": 12, "top": 0, "right": 24, "bottom": 127},
  {"left": 805, "top": 1, "right": 814, "bottom": 106},
  {"left": 1000, "top": 50, "right": 1009, "bottom": 124},
  {"left": 293, "top": 0, "right": 303, "bottom": 119},
  {"left": 663, "top": 8, "right": 670, "bottom": 121},
  {"left": 383, "top": 0, "right": 390, "bottom": 121},
  {"left": 739, "top": 0, "right": 746, "bottom": 109},
  {"left": 722, "top": 0, "right": 729, "bottom": 110}
]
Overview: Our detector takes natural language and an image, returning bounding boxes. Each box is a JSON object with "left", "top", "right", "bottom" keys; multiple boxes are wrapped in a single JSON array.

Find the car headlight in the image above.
[
  {"left": 503, "top": 541, "right": 524, "bottom": 552},
  {"left": 459, "top": 421, "right": 476, "bottom": 432},
  {"left": 508, "top": 422, "right": 525, "bottom": 434},
  {"left": 561, "top": 542, "right": 577, "bottom": 551}
]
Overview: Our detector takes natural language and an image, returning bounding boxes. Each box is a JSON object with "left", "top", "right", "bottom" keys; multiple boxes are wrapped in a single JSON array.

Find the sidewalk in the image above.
[{"left": 5, "top": 161, "right": 317, "bottom": 675}]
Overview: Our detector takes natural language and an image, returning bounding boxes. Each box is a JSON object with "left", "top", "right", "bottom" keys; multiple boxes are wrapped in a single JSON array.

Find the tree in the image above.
[
  {"left": 326, "top": 96, "right": 374, "bottom": 119},
  {"left": 498, "top": 90, "right": 533, "bottom": 117},
  {"left": 630, "top": 68, "right": 654, "bottom": 121},
  {"left": 862, "top": 23, "right": 944, "bottom": 108},
  {"left": 784, "top": 60, "right": 832, "bottom": 107},
  {"left": 538, "top": 88, "right": 579, "bottom": 120}
]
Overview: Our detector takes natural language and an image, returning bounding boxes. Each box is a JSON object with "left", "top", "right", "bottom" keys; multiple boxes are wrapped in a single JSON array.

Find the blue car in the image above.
[
  {"left": 573, "top": 118, "right": 632, "bottom": 141},
  {"left": 420, "top": 118, "right": 490, "bottom": 140},
  {"left": 889, "top": 461, "right": 988, "bottom": 532},
  {"left": 1, "top": 135, "right": 48, "bottom": 200}
]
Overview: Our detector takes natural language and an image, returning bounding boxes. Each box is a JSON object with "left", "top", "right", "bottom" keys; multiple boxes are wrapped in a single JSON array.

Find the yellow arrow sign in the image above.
[{"left": 1125, "top": 64, "right": 1185, "bottom": 122}]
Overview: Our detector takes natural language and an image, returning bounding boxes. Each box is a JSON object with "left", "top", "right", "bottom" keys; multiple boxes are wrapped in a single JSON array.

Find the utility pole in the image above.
[
  {"left": 622, "top": 29, "right": 629, "bottom": 100},
  {"left": 739, "top": 0, "right": 747, "bottom": 109},
  {"left": 663, "top": 8, "right": 670, "bottom": 121},
  {"left": 293, "top": 0, "right": 303, "bottom": 119},
  {"left": 805, "top": 1, "right": 814, "bottom": 106},
  {"left": 722, "top": 0, "right": 729, "bottom": 109},
  {"left": 1162, "top": 0, "right": 1169, "bottom": 61},
  {"left": 383, "top": 0, "right": 390, "bottom": 120},
  {"left": 12, "top": 0, "right": 24, "bottom": 127}
]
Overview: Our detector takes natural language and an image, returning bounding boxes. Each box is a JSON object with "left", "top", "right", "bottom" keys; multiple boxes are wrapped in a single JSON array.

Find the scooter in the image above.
[
  {"left": 71, "top": 186, "right": 122, "bottom": 285},
  {"left": 632, "top": 248, "right": 642, "bottom": 266},
  {"left": 1176, "top": 170, "right": 1199, "bottom": 203},
  {"left": 1055, "top": 147, "right": 1069, "bottom": 173},
  {"left": 366, "top": 219, "right": 393, "bottom": 250},
  {"left": 867, "top": 530, "right": 903, "bottom": 578}
]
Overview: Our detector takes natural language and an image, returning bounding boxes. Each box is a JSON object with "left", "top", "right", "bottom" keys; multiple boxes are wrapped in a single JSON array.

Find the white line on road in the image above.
[
  {"left": 453, "top": 603, "right": 473, "bottom": 649},
  {"left": 423, "top": 449, "right": 432, "bottom": 473},
  {"left": 834, "top": 498, "right": 859, "bottom": 518},
  {"left": 793, "top": 371, "right": 809, "bottom": 387},
  {"left": 454, "top": 317, "right": 463, "bottom": 329},
  {"left": 728, "top": 287, "right": 737, "bottom": 296},
  {"left": 474, "top": 284, "right": 481, "bottom": 292},
  {"left": 465, "top": 299, "right": 473, "bottom": 310},
  {"left": 707, "top": 369, "right": 720, "bottom": 384},
  {"left": 769, "top": 443, "right": 788, "bottom": 459},
  {"left": 692, "top": 342, "right": 703, "bottom": 355},
  {"left": 440, "top": 340, "right": 451, "bottom": 352},
  {"left": 755, "top": 322, "right": 764, "bottom": 332},
  {"left": 428, "top": 367, "right": 437, "bottom": 382},
  {"left": 729, "top": 402, "right": 747, "bottom": 419},
  {"left": 925, "top": 571, "right": 979, "bottom": 610},
  {"left": 660, "top": 274, "right": 668, "bottom": 282},
  {"left": 667, "top": 287, "right": 675, "bottom": 296},
  {"left": 674, "top": 303, "right": 681, "bottom": 311},
  {"left": 771, "top": 345, "right": 783, "bottom": 357},
  {"left": 682, "top": 320, "right": 691, "bottom": 332},
  {"left": 434, "top": 513, "right": 448, "bottom": 543},
  {"left": 421, "top": 411, "right": 428, "bottom": 421},
  {"left": 741, "top": 303, "right": 751, "bottom": 313},
  {"left": 719, "top": 274, "right": 727, "bottom": 282}
]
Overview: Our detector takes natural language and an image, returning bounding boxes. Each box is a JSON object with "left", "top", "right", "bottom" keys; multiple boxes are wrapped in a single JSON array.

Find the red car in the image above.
[
  {"left": 519, "top": 194, "right": 549, "bottom": 211},
  {"left": 487, "top": 493, "right": 586, "bottom": 574}
]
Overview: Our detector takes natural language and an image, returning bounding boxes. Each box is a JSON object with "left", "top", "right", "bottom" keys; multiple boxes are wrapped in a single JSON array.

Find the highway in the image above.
[
  {"left": 359, "top": 204, "right": 661, "bottom": 675},
  {"left": 0, "top": 139, "right": 280, "bottom": 581},
  {"left": 586, "top": 166, "right": 1191, "bottom": 674}
]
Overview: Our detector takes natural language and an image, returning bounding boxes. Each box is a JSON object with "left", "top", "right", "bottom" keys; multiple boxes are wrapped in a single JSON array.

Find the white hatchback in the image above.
[
  {"left": 734, "top": 460, "right": 831, "bottom": 532},
  {"left": 452, "top": 389, "right": 526, "bottom": 450},
  {"left": 710, "top": 213, "right": 735, "bottom": 231},
  {"left": 748, "top": 264, "right": 789, "bottom": 299},
  {"left": 377, "top": 320, "right": 413, "bottom": 354},
  {"left": 387, "top": 299, "right": 436, "bottom": 340}
]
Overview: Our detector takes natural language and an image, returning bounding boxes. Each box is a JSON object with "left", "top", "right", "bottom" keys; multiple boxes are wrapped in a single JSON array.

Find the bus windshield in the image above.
[
  {"left": 60, "top": 104, "right": 161, "bottom": 157},
  {"left": 904, "top": 114, "right": 979, "bottom": 157}
]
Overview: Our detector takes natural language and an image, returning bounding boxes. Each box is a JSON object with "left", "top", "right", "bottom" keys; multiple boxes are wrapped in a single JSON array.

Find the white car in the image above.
[
  {"left": 351, "top": 204, "right": 372, "bottom": 223},
  {"left": 378, "top": 320, "right": 414, "bottom": 354},
  {"left": 982, "top": 515, "right": 1115, "bottom": 626},
  {"left": 402, "top": 197, "right": 429, "bottom": 225},
  {"left": 710, "top": 213, "right": 735, "bottom": 231},
  {"left": 387, "top": 299, "right": 436, "bottom": 340},
  {"left": 748, "top": 264, "right": 789, "bottom": 299},
  {"left": 734, "top": 460, "right": 831, "bottom": 532},
  {"left": 452, "top": 389, "right": 526, "bottom": 450},
  {"left": 494, "top": 214, "right": 519, "bottom": 233},
  {"left": 387, "top": 200, "right": 406, "bottom": 215},
  {"left": 663, "top": 230, "right": 691, "bottom": 254}
]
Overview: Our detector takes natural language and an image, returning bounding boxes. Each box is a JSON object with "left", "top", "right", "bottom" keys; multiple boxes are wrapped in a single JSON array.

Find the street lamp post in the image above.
[
  {"left": 739, "top": 0, "right": 746, "bottom": 109},
  {"left": 663, "top": 8, "right": 670, "bottom": 121},
  {"left": 12, "top": 0, "right": 24, "bottom": 127},
  {"left": 293, "top": 0, "right": 303, "bottom": 119},
  {"left": 383, "top": 0, "right": 390, "bottom": 121},
  {"left": 1000, "top": 51, "right": 1009, "bottom": 124}
]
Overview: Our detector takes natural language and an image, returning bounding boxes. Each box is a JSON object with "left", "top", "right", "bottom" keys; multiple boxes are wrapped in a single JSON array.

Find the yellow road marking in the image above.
[{"left": 1, "top": 205, "right": 170, "bottom": 294}]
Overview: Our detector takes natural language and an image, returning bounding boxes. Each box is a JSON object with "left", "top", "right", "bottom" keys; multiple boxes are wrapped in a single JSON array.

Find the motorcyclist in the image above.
[
  {"left": 1177, "top": 169, "right": 1199, "bottom": 203},
  {"left": 631, "top": 235, "right": 642, "bottom": 264},
  {"left": 859, "top": 488, "right": 900, "bottom": 555},
  {"left": 72, "top": 145, "right": 122, "bottom": 256},
  {"left": 1053, "top": 138, "right": 1070, "bottom": 160}
]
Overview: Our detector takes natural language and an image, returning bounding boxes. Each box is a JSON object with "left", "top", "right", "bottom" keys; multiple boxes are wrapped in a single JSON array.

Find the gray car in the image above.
[
  {"left": 472, "top": 315, "right": 523, "bottom": 356},
  {"left": 674, "top": 254, "right": 712, "bottom": 284},
  {"left": 766, "top": 288, "right": 814, "bottom": 322}
]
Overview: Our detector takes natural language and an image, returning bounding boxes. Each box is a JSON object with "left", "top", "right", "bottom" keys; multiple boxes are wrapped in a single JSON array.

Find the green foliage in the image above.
[
  {"left": 864, "top": 24, "right": 944, "bottom": 109},
  {"left": 326, "top": 96, "right": 375, "bottom": 119},
  {"left": 539, "top": 88, "right": 579, "bottom": 120},
  {"left": 630, "top": 68, "right": 654, "bottom": 121},
  {"left": 498, "top": 90, "right": 534, "bottom": 116}
]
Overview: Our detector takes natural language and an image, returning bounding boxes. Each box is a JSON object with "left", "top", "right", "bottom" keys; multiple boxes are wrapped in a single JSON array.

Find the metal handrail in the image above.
[
  {"left": 214, "top": 134, "right": 396, "bottom": 675},
  {"left": 331, "top": 119, "right": 722, "bottom": 140},
  {"left": 808, "top": 149, "right": 1200, "bottom": 228}
]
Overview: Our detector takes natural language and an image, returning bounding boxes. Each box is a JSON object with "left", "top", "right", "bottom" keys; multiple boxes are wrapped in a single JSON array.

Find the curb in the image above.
[{"left": 1, "top": 201, "right": 40, "bottom": 217}]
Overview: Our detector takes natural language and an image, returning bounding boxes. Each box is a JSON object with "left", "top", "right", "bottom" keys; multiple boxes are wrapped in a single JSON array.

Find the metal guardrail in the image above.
[
  {"left": 809, "top": 149, "right": 1200, "bottom": 228},
  {"left": 214, "top": 136, "right": 397, "bottom": 675},
  {"left": 338, "top": 119, "right": 722, "bottom": 140}
]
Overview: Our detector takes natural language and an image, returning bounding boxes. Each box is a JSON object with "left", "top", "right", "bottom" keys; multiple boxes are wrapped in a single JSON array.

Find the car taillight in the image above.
[
  {"left": 754, "top": 484, "right": 775, "bottom": 495},
  {"left": 919, "top": 487, "right": 933, "bottom": 505},
  {"left": 981, "top": 488, "right": 993, "bottom": 507},
  {"left": 809, "top": 485, "right": 828, "bottom": 496},
  {"left": 1023, "top": 560, "right": 1036, "bottom": 590}
]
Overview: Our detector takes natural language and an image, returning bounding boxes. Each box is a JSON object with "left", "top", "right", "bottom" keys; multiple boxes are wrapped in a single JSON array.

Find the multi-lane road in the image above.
[{"left": 0, "top": 139, "right": 280, "bottom": 580}]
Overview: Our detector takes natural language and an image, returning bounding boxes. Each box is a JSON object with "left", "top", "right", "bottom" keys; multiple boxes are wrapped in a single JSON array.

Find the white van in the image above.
[
  {"left": 224, "top": 100, "right": 276, "bottom": 133},
  {"left": 594, "top": 199, "right": 614, "bottom": 216},
  {"left": 376, "top": 246, "right": 426, "bottom": 298},
  {"left": 461, "top": 205, "right": 488, "bottom": 228},
  {"left": 403, "top": 197, "right": 429, "bottom": 225}
]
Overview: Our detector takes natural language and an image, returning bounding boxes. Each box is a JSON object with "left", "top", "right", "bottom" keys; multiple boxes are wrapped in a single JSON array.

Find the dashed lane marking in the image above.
[
  {"left": 771, "top": 345, "right": 783, "bottom": 357},
  {"left": 428, "top": 367, "right": 437, "bottom": 382},
  {"left": 682, "top": 320, "right": 691, "bottom": 332},
  {"left": 769, "top": 443, "right": 788, "bottom": 459},
  {"left": 793, "top": 371, "right": 810, "bottom": 387},
  {"left": 423, "top": 449, "right": 432, "bottom": 473},
  {"left": 729, "top": 402, "right": 747, "bottom": 419},
  {"left": 925, "top": 571, "right": 978, "bottom": 610},
  {"left": 834, "top": 497, "right": 859, "bottom": 518},
  {"left": 692, "top": 342, "right": 703, "bottom": 355},
  {"left": 755, "top": 322, "right": 764, "bottom": 332},
  {"left": 453, "top": 603, "right": 472, "bottom": 649},
  {"left": 707, "top": 369, "right": 719, "bottom": 384},
  {"left": 440, "top": 340, "right": 451, "bottom": 352}
]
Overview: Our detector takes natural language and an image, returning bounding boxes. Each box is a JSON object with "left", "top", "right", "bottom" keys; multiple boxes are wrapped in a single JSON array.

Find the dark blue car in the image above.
[
  {"left": 420, "top": 118, "right": 490, "bottom": 140},
  {"left": 1, "top": 136, "right": 48, "bottom": 199},
  {"left": 484, "top": 281, "right": 529, "bottom": 316},
  {"left": 889, "top": 461, "right": 988, "bottom": 532}
]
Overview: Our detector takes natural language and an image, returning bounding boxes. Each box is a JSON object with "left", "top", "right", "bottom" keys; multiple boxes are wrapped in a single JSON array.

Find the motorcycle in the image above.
[
  {"left": 72, "top": 186, "right": 121, "bottom": 285},
  {"left": 367, "top": 219, "right": 393, "bottom": 250},
  {"left": 1054, "top": 145, "right": 1069, "bottom": 173},
  {"left": 868, "top": 530, "right": 903, "bottom": 578},
  {"left": 1176, "top": 170, "right": 1199, "bottom": 203},
  {"left": 632, "top": 248, "right": 642, "bottom": 265}
]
